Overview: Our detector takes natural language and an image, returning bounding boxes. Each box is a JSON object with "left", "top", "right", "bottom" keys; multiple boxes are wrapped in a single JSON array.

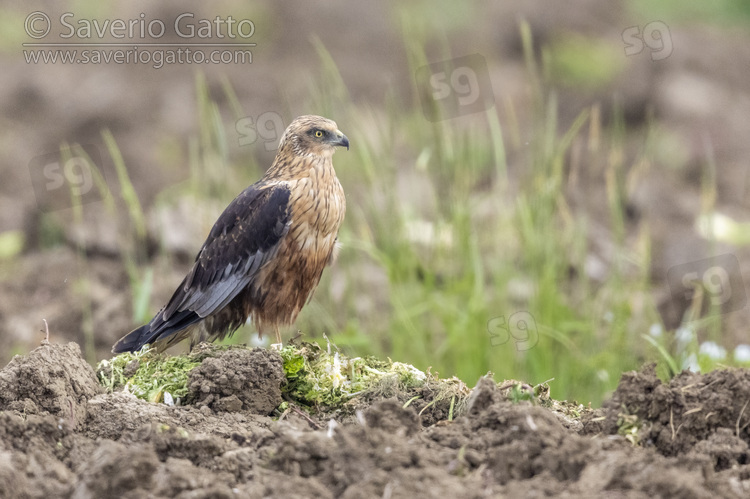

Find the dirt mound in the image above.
[
  {"left": 424, "top": 377, "right": 726, "bottom": 497},
  {"left": 3, "top": 344, "right": 750, "bottom": 497},
  {"left": 585, "top": 363, "right": 750, "bottom": 472},
  {"left": 187, "top": 346, "right": 284, "bottom": 413},
  {"left": 0, "top": 342, "right": 101, "bottom": 430}
]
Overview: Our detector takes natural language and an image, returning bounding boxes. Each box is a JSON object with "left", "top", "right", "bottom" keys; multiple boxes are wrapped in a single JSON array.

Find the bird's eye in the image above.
[{"left": 315, "top": 130, "right": 324, "bottom": 138}]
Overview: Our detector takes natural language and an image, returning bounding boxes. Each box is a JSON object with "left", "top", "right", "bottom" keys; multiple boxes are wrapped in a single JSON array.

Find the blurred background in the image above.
[{"left": 2, "top": 0, "right": 750, "bottom": 405}]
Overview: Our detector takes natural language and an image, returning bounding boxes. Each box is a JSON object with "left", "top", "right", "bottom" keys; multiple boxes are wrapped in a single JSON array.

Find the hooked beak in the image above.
[{"left": 331, "top": 130, "right": 350, "bottom": 150}]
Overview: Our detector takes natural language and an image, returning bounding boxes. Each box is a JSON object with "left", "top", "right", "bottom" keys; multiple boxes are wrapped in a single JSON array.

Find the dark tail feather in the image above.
[
  {"left": 112, "top": 309, "right": 203, "bottom": 353},
  {"left": 112, "top": 324, "right": 152, "bottom": 353}
]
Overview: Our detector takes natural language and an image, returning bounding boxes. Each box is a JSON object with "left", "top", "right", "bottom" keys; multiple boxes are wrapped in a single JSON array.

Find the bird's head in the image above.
[{"left": 277, "top": 115, "right": 349, "bottom": 159}]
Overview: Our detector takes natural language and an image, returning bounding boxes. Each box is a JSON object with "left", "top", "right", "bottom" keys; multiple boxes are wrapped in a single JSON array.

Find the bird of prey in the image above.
[{"left": 112, "top": 115, "right": 348, "bottom": 353}]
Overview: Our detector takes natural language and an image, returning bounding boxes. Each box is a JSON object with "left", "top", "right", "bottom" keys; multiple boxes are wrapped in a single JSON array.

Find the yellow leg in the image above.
[{"left": 274, "top": 326, "right": 282, "bottom": 345}]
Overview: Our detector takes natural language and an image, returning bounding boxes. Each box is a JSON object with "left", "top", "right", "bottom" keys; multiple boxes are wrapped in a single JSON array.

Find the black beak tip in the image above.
[{"left": 332, "top": 131, "right": 349, "bottom": 150}]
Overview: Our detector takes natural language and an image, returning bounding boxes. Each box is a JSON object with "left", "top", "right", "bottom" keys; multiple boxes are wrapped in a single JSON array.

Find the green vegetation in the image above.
[
  {"left": 280, "top": 341, "right": 466, "bottom": 410},
  {"left": 628, "top": 0, "right": 750, "bottom": 26},
  {"left": 0, "top": 230, "right": 24, "bottom": 260},
  {"left": 617, "top": 411, "right": 644, "bottom": 446},
  {"left": 545, "top": 33, "right": 624, "bottom": 89},
  {"left": 97, "top": 347, "right": 202, "bottom": 404},
  {"left": 98, "top": 342, "right": 471, "bottom": 420}
]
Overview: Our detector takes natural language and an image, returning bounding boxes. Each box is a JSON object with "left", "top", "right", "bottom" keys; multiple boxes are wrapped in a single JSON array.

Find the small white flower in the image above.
[
  {"left": 404, "top": 219, "right": 453, "bottom": 247},
  {"left": 699, "top": 341, "right": 727, "bottom": 361},
  {"left": 734, "top": 344, "right": 750, "bottom": 363},
  {"left": 675, "top": 326, "right": 695, "bottom": 349},
  {"left": 696, "top": 212, "right": 740, "bottom": 243},
  {"left": 648, "top": 323, "right": 663, "bottom": 338},
  {"left": 682, "top": 353, "right": 700, "bottom": 372}
]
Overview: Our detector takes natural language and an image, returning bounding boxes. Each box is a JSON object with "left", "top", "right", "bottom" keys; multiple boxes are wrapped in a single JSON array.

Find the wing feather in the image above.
[
  {"left": 165, "top": 183, "right": 291, "bottom": 319},
  {"left": 112, "top": 182, "right": 292, "bottom": 352}
]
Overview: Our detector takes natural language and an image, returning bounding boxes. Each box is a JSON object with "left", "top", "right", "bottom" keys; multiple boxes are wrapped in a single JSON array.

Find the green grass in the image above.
[{"left": 628, "top": 0, "right": 750, "bottom": 26}]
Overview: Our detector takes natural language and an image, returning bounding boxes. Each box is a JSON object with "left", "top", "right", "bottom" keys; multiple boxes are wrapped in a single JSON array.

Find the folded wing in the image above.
[{"left": 112, "top": 183, "right": 291, "bottom": 353}]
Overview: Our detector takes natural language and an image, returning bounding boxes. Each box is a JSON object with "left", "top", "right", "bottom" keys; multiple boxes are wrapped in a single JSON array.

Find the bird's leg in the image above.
[{"left": 270, "top": 325, "right": 282, "bottom": 351}]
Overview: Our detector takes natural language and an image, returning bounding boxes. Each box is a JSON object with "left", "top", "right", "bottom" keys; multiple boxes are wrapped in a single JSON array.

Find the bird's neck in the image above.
[{"left": 264, "top": 150, "right": 335, "bottom": 181}]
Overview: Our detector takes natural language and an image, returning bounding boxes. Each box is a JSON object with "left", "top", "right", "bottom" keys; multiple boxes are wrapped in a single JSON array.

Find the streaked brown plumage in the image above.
[{"left": 112, "top": 115, "right": 348, "bottom": 353}]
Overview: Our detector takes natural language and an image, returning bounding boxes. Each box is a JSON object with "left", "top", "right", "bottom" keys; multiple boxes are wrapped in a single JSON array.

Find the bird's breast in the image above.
[{"left": 286, "top": 165, "right": 345, "bottom": 257}]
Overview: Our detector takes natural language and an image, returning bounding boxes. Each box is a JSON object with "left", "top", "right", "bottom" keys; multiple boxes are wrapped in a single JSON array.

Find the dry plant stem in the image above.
[{"left": 41, "top": 319, "right": 50, "bottom": 345}]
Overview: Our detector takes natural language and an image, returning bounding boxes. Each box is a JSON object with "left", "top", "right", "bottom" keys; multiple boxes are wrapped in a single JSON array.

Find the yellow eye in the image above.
[{"left": 315, "top": 130, "right": 324, "bottom": 138}]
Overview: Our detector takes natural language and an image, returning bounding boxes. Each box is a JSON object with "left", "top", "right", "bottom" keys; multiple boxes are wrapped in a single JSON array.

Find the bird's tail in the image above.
[
  {"left": 111, "top": 324, "right": 151, "bottom": 353},
  {"left": 112, "top": 309, "right": 202, "bottom": 354}
]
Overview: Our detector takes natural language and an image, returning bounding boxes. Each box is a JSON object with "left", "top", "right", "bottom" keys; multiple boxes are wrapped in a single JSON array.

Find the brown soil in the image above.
[
  {"left": 584, "top": 364, "right": 750, "bottom": 467},
  {"left": 2, "top": 343, "right": 750, "bottom": 498}
]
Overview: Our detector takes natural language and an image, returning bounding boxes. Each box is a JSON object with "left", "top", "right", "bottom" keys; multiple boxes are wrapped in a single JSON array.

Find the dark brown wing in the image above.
[{"left": 112, "top": 182, "right": 291, "bottom": 353}]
